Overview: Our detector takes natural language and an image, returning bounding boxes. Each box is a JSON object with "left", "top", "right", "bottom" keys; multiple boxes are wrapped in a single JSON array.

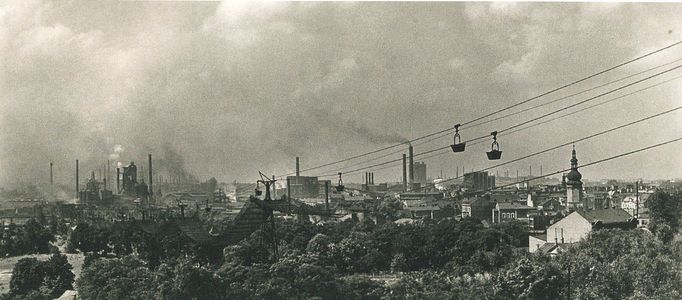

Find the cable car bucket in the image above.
[
  {"left": 336, "top": 172, "right": 345, "bottom": 192},
  {"left": 450, "top": 123, "right": 466, "bottom": 153},
  {"left": 486, "top": 131, "right": 502, "bottom": 160}
]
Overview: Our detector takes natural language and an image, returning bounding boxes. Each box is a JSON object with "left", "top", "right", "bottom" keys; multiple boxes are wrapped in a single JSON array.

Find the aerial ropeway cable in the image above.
[
  {"left": 342, "top": 78, "right": 682, "bottom": 177},
  {"left": 312, "top": 67, "right": 682, "bottom": 177},
  {"left": 302, "top": 63, "right": 682, "bottom": 177},
  {"left": 320, "top": 104, "right": 682, "bottom": 180},
  {"left": 276, "top": 40, "right": 682, "bottom": 178},
  {"left": 467, "top": 136, "right": 682, "bottom": 194}
]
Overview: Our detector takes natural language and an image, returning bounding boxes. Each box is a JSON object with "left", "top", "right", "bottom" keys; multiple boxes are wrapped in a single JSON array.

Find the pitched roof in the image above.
[
  {"left": 497, "top": 202, "right": 535, "bottom": 210},
  {"left": 537, "top": 243, "right": 568, "bottom": 254},
  {"left": 576, "top": 209, "right": 634, "bottom": 225}
]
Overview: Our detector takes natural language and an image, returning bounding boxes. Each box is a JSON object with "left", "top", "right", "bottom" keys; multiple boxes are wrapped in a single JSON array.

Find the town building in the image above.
[
  {"left": 463, "top": 171, "right": 495, "bottom": 192},
  {"left": 461, "top": 195, "right": 493, "bottom": 221},
  {"left": 491, "top": 202, "right": 536, "bottom": 227},
  {"left": 620, "top": 194, "right": 650, "bottom": 217},
  {"left": 286, "top": 176, "right": 320, "bottom": 199},
  {"left": 529, "top": 209, "right": 637, "bottom": 253},
  {"left": 565, "top": 146, "right": 583, "bottom": 211}
]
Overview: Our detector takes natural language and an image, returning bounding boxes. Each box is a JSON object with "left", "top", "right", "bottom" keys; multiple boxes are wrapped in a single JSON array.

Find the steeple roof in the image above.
[{"left": 566, "top": 145, "right": 582, "bottom": 184}]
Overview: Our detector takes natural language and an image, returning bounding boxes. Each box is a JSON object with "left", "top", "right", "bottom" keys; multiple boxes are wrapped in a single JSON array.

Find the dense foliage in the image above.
[
  {"left": 2, "top": 254, "right": 74, "bottom": 300},
  {"left": 72, "top": 191, "right": 682, "bottom": 299},
  {"left": 0, "top": 218, "right": 55, "bottom": 257}
]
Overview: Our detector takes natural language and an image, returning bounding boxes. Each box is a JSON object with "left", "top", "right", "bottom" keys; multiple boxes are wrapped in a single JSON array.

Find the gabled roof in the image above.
[
  {"left": 497, "top": 202, "right": 535, "bottom": 210},
  {"left": 576, "top": 209, "right": 634, "bottom": 225}
]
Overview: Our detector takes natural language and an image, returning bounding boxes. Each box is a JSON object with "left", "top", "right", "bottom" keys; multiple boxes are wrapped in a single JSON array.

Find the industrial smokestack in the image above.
[
  {"left": 75, "top": 159, "right": 79, "bottom": 198},
  {"left": 409, "top": 145, "right": 414, "bottom": 186},
  {"left": 371, "top": 172, "right": 374, "bottom": 185},
  {"left": 296, "top": 157, "right": 300, "bottom": 177},
  {"left": 402, "top": 154, "right": 407, "bottom": 192},
  {"left": 365, "top": 172, "right": 369, "bottom": 185},
  {"left": 50, "top": 162, "right": 53, "bottom": 185},
  {"left": 148, "top": 154, "right": 153, "bottom": 199},
  {"left": 116, "top": 167, "right": 120, "bottom": 194}
]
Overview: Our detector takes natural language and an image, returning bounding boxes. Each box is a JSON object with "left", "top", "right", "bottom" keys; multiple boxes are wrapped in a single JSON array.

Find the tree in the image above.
[
  {"left": 390, "top": 253, "right": 407, "bottom": 273},
  {"left": 8, "top": 258, "right": 45, "bottom": 297},
  {"left": 558, "top": 229, "right": 682, "bottom": 299},
  {"left": 77, "top": 256, "right": 156, "bottom": 300},
  {"left": 69, "top": 222, "right": 111, "bottom": 254},
  {"left": 340, "top": 275, "right": 386, "bottom": 300},
  {"left": 330, "top": 232, "right": 383, "bottom": 273},
  {"left": 41, "top": 254, "right": 75, "bottom": 298},
  {"left": 156, "top": 258, "right": 222, "bottom": 300},
  {"left": 495, "top": 254, "right": 564, "bottom": 300},
  {"left": 16, "top": 219, "right": 53, "bottom": 254},
  {"left": 647, "top": 191, "right": 681, "bottom": 242},
  {"left": 374, "top": 197, "right": 403, "bottom": 222}
]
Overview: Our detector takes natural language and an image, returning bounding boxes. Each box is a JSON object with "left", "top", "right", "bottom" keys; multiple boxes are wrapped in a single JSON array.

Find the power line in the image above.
[
  {"left": 323, "top": 103, "right": 682, "bottom": 180},
  {"left": 313, "top": 66, "right": 682, "bottom": 177},
  {"left": 310, "top": 62, "right": 682, "bottom": 176},
  {"left": 369, "top": 75, "right": 682, "bottom": 175},
  {"left": 463, "top": 56, "right": 682, "bottom": 129},
  {"left": 498, "top": 64, "right": 682, "bottom": 134},
  {"left": 460, "top": 40, "right": 682, "bottom": 126},
  {"left": 276, "top": 40, "right": 682, "bottom": 177},
  {"left": 484, "top": 136, "right": 682, "bottom": 192}
]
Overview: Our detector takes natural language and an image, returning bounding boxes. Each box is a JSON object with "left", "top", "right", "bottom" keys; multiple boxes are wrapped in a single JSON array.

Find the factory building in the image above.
[
  {"left": 287, "top": 176, "right": 321, "bottom": 199},
  {"left": 413, "top": 162, "right": 427, "bottom": 185},
  {"left": 463, "top": 171, "right": 496, "bottom": 192}
]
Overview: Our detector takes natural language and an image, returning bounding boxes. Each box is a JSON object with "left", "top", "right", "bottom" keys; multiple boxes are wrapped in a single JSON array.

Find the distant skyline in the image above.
[{"left": 1, "top": 1, "right": 681, "bottom": 187}]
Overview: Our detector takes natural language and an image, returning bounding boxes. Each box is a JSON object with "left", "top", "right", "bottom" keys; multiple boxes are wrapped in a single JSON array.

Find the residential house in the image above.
[
  {"left": 461, "top": 196, "right": 493, "bottom": 221},
  {"left": 529, "top": 209, "right": 637, "bottom": 252}
]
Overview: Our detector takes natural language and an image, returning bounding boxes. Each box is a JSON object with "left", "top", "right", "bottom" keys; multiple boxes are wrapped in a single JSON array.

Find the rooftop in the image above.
[
  {"left": 497, "top": 202, "right": 535, "bottom": 210},
  {"left": 576, "top": 209, "right": 634, "bottom": 225}
]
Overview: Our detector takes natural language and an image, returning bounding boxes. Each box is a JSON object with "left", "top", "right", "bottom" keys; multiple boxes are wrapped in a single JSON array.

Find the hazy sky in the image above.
[{"left": 1, "top": 1, "right": 681, "bottom": 187}]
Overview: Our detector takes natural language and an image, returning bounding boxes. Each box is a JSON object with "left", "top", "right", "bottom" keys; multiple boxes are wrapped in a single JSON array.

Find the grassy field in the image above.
[{"left": 0, "top": 253, "right": 84, "bottom": 295}]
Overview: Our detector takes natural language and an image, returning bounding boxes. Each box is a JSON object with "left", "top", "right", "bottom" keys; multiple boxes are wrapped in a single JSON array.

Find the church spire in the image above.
[
  {"left": 566, "top": 145, "right": 582, "bottom": 185},
  {"left": 570, "top": 144, "right": 578, "bottom": 169}
]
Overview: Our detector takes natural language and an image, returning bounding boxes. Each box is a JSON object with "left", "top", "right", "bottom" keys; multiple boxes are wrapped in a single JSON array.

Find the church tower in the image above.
[{"left": 565, "top": 145, "right": 583, "bottom": 211}]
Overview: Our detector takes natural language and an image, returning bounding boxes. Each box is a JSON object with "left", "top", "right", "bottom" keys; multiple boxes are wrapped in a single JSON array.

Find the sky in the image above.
[{"left": 1, "top": 1, "right": 682, "bottom": 188}]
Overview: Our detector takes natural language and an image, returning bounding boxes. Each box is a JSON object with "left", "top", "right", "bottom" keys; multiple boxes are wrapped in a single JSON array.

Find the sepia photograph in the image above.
[{"left": 1, "top": 1, "right": 681, "bottom": 299}]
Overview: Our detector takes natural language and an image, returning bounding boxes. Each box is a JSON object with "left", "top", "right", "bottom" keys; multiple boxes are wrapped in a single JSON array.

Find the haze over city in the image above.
[{"left": 2, "top": 1, "right": 681, "bottom": 186}]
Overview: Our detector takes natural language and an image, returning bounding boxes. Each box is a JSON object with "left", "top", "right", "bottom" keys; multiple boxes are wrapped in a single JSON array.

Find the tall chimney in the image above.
[
  {"left": 295, "top": 157, "right": 300, "bottom": 177},
  {"left": 116, "top": 167, "right": 120, "bottom": 194},
  {"left": 50, "top": 162, "right": 53, "bottom": 185},
  {"left": 409, "top": 145, "right": 414, "bottom": 186},
  {"left": 148, "top": 154, "right": 153, "bottom": 199},
  {"left": 75, "top": 159, "right": 79, "bottom": 198},
  {"left": 365, "top": 172, "right": 369, "bottom": 185},
  {"left": 371, "top": 172, "right": 374, "bottom": 185},
  {"left": 402, "top": 154, "right": 407, "bottom": 192}
]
